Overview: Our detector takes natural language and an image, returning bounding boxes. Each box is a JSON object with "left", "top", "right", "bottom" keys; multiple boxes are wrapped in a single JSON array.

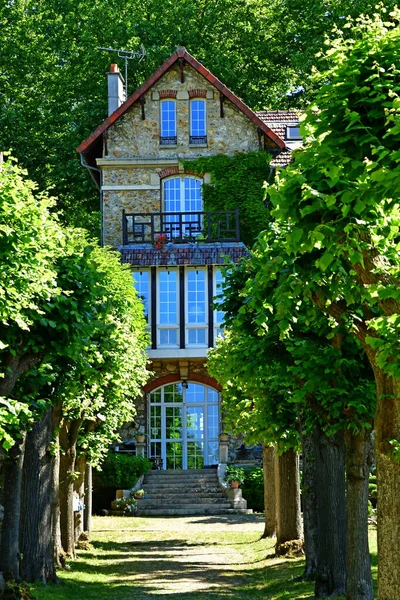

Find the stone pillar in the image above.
[
  {"left": 136, "top": 442, "right": 145, "bottom": 457},
  {"left": 219, "top": 441, "right": 229, "bottom": 464}
]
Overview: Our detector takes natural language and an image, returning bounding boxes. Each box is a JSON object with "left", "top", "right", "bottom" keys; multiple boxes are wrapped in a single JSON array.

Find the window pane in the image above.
[
  {"left": 184, "top": 178, "right": 202, "bottom": 212},
  {"left": 186, "top": 407, "right": 204, "bottom": 439},
  {"left": 191, "top": 100, "right": 206, "bottom": 137},
  {"left": 164, "top": 384, "right": 183, "bottom": 403},
  {"left": 186, "top": 383, "right": 206, "bottom": 403},
  {"left": 187, "top": 441, "right": 204, "bottom": 469},
  {"left": 159, "top": 329, "right": 177, "bottom": 346},
  {"left": 159, "top": 271, "right": 177, "bottom": 324},
  {"left": 207, "top": 404, "right": 219, "bottom": 438},
  {"left": 215, "top": 269, "right": 225, "bottom": 325},
  {"left": 161, "top": 101, "right": 176, "bottom": 137},
  {"left": 207, "top": 389, "right": 219, "bottom": 403},
  {"left": 132, "top": 271, "right": 150, "bottom": 320},
  {"left": 207, "top": 441, "right": 219, "bottom": 466},
  {"left": 150, "top": 405, "right": 162, "bottom": 439},
  {"left": 188, "top": 328, "right": 206, "bottom": 345},
  {"left": 187, "top": 270, "right": 206, "bottom": 323}
]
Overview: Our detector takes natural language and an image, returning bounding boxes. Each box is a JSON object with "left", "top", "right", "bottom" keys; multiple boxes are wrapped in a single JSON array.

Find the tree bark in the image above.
[
  {"left": 344, "top": 427, "right": 373, "bottom": 600},
  {"left": 83, "top": 463, "right": 92, "bottom": 539},
  {"left": 301, "top": 431, "right": 319, "bottom": 580},
  {"left": 59, "top": 418, "right": 83, "bottom": 557},
  {"left": 19, "top": 408, "right": 56, "bottom": 583},
  {"left": 51, "top": 402, "right": 63, "bottom": 568},
  {"left": 74, "top": 455, "right": 86, "bottom": 543},
  {"left": 374, "top": 370, "right": 400, "bottom": 600},
  {"left": 313, "top": 426, "right": 346, "bottom": 598},
  {"left": 275, "top": 448, "right": 302, "bottom": 549},
  {"left": 0, "top": 435, "right": 26, "bottom": 581},
  {"left": 261, "top": 443, "right": 276, "bottom": 538}
]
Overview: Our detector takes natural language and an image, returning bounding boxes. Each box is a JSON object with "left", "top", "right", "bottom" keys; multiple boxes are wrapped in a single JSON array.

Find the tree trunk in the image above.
[
  {"left": 19, "top": 408, "right": 56, "bottom": 583},
  {"left": 374, "top": 370, "right": 400, "bottom": 600},
  {"left": 59, "top": 436, "right": 76, "bottom": 557},
  {"left": 83, "top": 463, "right": 92, "bottom": 539},
  {"left": 313, "top": 426, "right": 346, "bottom": 598},
  {"left": 275, "top": 448, "right": 302, "bottom": 551},
  {"left": 261, "top": 444, "right": 276, "bottom": 538},
  {"left": 74, "top": 455, "right": 86, "bottom": 543},
  {"left": 344, "top": 427, "right": 373, "bottom": 600},
  {"left": 0, "top": 435, "right": 26, "bottom": 581},
  {"left": 51, "top": 402, "right": 63, "bottom": 568},
  {"left": 301, "top": 431, "right": 319, "bottom": 580},
  {"left": 59, "top": 418, "right": 83, "bottom": 557}
]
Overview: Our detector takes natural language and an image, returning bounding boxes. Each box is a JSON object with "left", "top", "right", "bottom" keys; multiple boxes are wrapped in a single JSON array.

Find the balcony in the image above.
[{"left": 122, "top": 209, "right": 240, "bottom": 245}]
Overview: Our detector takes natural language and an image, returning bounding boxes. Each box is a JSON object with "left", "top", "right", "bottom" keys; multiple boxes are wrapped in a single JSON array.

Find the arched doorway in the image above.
[{"left": 148, "top": 382, "right": 219, "bottom": 470}]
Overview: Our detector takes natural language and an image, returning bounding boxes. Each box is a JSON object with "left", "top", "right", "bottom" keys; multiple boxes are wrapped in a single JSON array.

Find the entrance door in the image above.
[{"left": 149, "top": 382, "right": 219, "bottom": 469}]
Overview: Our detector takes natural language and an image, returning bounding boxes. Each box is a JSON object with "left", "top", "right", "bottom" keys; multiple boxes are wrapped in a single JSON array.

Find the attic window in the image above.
[
  {"left": 189, "top": 99, "right": 207, "bottom": 145},
  {"left": 286, "top": 125, "right": 301, "bottom": 140},
  {"left": 160, "top": 100, "right": 177, "bottom": 146}
]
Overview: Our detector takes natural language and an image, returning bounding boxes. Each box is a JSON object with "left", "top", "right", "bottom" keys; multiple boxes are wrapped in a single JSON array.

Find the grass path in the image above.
[{"left": 32, "top": 515, "right": 377, "bottom": 600}]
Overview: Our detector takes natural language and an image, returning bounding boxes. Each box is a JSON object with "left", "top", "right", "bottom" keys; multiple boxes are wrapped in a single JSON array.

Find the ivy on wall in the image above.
[{"left": 183, "top": 151, "right": 272, "bottom": 247}]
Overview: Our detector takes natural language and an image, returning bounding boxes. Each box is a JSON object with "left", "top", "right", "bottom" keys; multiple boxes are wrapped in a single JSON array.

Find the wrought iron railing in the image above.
[
  {"left": 159, "top": 136, "right": 177, "bottom": 145},
  {"left": 189, "top": 135, "right": 207, "bottom": 145},
  {"left": 122, "top": 209, "right": 240, "bottom": 245}
]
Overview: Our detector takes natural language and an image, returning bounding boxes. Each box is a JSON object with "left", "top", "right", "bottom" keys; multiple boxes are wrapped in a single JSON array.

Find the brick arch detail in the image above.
[
  {"left": 158, "top": 168, "right": 204, "bottom": 180},
  {"left": 144, "top": 373, "right": 222, "bottom": 393}
]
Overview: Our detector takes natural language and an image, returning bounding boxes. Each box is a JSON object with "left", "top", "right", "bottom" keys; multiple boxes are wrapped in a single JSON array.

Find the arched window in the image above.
[
  {"left": 163, "top": 176, "right": 202, "bottom": 238},
  {"left": 149, "top": 382, "right": 219, "bottom": 469}
]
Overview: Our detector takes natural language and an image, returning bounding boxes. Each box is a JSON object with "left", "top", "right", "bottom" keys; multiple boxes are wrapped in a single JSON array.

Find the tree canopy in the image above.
[{"left": 1, "top": 0, "right": 396, "bottom": 233}]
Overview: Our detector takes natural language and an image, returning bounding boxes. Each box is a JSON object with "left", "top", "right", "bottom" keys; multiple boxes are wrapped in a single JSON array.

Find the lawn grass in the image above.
[{"left": 31, "top": 516, "right": 378, "bottom": 600}]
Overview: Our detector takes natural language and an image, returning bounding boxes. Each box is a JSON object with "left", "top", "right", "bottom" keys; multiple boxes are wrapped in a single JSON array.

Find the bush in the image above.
[
  {"left": 96, "top": 453, "right": 152, "bottom": 489},
  {"left": 241, "top": 467, "right": 264, "bottom": 513}
]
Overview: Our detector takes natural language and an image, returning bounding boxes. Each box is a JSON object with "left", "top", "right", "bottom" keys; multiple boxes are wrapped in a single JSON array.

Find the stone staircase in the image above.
[{"left": 136, "top": 468, "right": 251, "bottom": 516}]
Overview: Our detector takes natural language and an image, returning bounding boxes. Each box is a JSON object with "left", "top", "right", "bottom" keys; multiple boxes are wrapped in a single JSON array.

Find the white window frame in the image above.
[
  {"left": 185, "top": 267, "right": 208, "bottom": 348},
  {"left": 189, "top": 99, "right": 207, "bottom": 142},
  {"left": 132, "top": 269, "right": 151, "bottom": 323},
  {"left": 163, "top": 176, "right": 203, "bottom": 239},
  {"left": 157, "top": 268, "right": 179, "bottom": 348},
  {"left": 286, "top": 124, "right": 301, "bottom": 140},
  {"left": 160, "top": 99, "right": 177, "bottom": 144},
  {"left": 214, "top": 267, "right": 225, "bottom": 343}
]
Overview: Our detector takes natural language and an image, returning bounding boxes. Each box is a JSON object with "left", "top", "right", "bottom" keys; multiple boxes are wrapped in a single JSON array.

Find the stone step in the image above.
[
  {"left": 144, "top": 479, "right": 217, "bottom": 486},
  {"left": 138, "top": 501, "right": 232, "bottom": 509},
  {"left": 137, "top": 507, "right": 252, "bottom": 516},
  {"left": 145, "top": 473, "right": 217, "bottom": 481},
  {"left": 139, "top": 492, "right": 224, "bottom": 500},
  {"left": 138, "top": 498, "right": 229, "bottom": 506}
]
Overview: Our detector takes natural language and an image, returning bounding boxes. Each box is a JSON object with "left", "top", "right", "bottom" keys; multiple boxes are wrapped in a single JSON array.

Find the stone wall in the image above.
[
  {"left": 106, "top": 64, "right": 260, "bottom": 159},
  {"left": 100, "top": 62, "right": 263, "bottom": 248}
]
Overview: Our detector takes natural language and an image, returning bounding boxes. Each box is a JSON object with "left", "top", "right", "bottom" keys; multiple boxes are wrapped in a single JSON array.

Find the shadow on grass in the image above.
[
  {"left": 32, "top": 534, "right": 313, "bottom": 600},
  {"left": 32, "top": 524, "right": 378, "bottom": 600}
]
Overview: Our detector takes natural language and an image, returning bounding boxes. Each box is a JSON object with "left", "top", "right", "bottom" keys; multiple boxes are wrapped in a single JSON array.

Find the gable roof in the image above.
[{"left": 76, "top": 47, "right": 286, "bottom": 157}]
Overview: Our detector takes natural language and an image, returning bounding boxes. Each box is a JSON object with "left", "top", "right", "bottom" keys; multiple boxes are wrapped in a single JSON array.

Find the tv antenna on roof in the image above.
[{"left": 97, "top": 44, "right": 146, "bottom": 98}]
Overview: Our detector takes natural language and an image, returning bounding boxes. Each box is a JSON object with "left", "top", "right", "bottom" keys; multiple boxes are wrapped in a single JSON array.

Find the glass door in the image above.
[{"left": 149, "top": 383, "right": 219, "bottom": 469}]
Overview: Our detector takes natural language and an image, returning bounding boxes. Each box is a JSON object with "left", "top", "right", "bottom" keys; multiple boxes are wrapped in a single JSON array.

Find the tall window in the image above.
[
  {"left": 190, "top": 99, "right": 207, "bottom": 144},
  {"left": 160, "top": 100, "right": 177, "bottom": 145},
  {"left": 186, "top": 269, "right": 207, "bottom": 347},
  {"left": 158, "top": 269, "right": 179, "bottom": 347},
  {"left": 214, "top": 268, "right": 225, "bottom": 342},
  {"left": 163, "top": 177, "right": 202, "bottom": 238},
  {"left": 132, "top": 270, "right": 150, "bottom": 321}
]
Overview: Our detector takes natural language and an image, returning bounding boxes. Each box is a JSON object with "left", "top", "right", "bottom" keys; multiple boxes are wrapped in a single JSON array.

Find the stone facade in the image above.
[{"left": 99, "top": 62, "right": 265, "bottom": 248}]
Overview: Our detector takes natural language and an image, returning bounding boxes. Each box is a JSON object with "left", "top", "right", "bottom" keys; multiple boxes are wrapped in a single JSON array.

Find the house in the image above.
[{"left": 77, "top": 47, "right": 299, "bottom": 472}]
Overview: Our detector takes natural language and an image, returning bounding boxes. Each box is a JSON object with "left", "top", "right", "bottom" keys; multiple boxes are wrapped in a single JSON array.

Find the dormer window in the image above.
[
  {"left": 160, "top": 100, "right": 177, "bottom": 145},
  {"left": 286, "top": 125, "right": 301, "bottom": 140},
  {"left": 190, "top": 99, "right": 207, "bottom": 145}
]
